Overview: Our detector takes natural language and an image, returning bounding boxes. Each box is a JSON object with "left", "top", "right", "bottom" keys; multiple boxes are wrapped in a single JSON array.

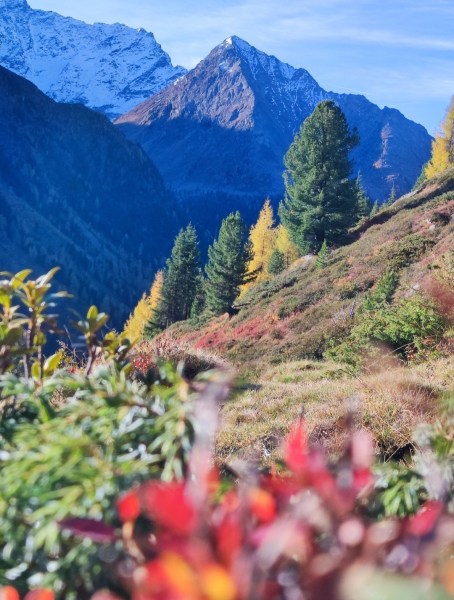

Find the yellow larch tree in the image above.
[
  {"left": 274, "top": 224, "right": 300, "bottom": 268},
  {"left": 425, "top": 96, "right": 454, "bottom": 179},
  {"left": 241, "top": 199, "right": 277, "bottom": 295},
  {"left": 123, "top": 270, "right": 163, "bottom": 341},
  {"left": 148, "top": 270, "right": 164, "bottom": 312}
]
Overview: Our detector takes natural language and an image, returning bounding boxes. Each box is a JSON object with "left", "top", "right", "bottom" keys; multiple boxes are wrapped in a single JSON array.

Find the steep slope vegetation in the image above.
[
  {"left": 0, "top": 66, "right": 179, "bottom": 326},
  {"left": 157, "top": 170, "right": 454, "bottom": 460}
]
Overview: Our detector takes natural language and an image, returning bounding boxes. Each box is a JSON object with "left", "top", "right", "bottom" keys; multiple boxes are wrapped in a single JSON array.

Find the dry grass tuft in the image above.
[{"left": 216, "top": 357, "right": 454, "bottom": 466}]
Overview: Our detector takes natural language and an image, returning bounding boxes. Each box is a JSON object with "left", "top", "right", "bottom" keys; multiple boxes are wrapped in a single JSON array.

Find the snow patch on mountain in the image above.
[{"left": 0, "top": 0, "right": 186, "bottom": 118}]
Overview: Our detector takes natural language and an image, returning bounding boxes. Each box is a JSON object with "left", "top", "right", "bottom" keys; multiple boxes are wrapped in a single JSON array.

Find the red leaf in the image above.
[
  {"left": 0, "top": 587, "right": 20, "bottom": 600},
  {"left": 249, "top": 488, "right": 276, "bottom": 524},
  {"left": 216, "top": 515, "right": 243, "bottom": 566},
  {"left": 407, "top": 500, "right": 443, "bottom": 536},
  {"left": 353, "top": 467, "right": 374, "bottom": 492},
  {"left": 221, "top": 491, "right": 240, "bottom": 513},
  {"left": 117, "top": 490, "right": 141, "bottom": 522},
  {"left": 59, "top": 518, "right": 116, "bottom": 543},
  {"left": 24, "top": 591, "right": 54, "bottom": 600},
  {"left": 140, "top": 482, "right": 197, "bottom": 536},
  {"left": 284, "top": 422, "right": 308, "bottom": 475}
]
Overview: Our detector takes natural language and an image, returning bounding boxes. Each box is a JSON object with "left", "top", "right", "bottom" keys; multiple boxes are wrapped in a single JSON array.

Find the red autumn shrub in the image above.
[
  {"left": 5, "top": 423, "right": 454, "bottom": 600},
  {"left": 71, "top": 421, "right": 451, "bottom": 600}
]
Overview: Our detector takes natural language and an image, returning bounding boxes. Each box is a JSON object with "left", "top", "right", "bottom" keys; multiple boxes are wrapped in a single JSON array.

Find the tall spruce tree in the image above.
[
  {"left": 152, "top": 224, "right": 201, "bottom": 330},
  {"left": 279, "top": 100, "right": 359, "bottom": 253},
  {"left": 205, "top": 212, "right": 254, "bottom": 315}
]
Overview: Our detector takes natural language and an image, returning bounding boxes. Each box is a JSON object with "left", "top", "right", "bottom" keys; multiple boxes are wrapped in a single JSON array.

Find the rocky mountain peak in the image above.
[
  {"left": 0, "top": 3, "right": 186, "bottom": 119},
  {"left": 117, "top": 38, "right": 431, "bottom": 229}
]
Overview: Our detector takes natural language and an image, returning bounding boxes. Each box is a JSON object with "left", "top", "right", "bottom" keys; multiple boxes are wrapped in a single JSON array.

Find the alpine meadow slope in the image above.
[
  {"left": 0, "top": 65, "right": 180, "bottom": 326},
  {"left": 0, "top": 0, "right": 186, "bottom": 119},
  {"left": 148, "top": 169, "right": 454, "bottom": 461},
  {"left": 117, "top": 36, "right": 432, "bottom": 235}
]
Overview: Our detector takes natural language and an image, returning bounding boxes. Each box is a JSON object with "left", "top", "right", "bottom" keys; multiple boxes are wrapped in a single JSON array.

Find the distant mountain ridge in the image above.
[
  {"left": 117, "top": 36, "right": 432, "bottom": 231},
  {"left": 0, "top": 0, "right": 186, "bottom": 119},
  {"left": 0, "top": 65, "right": 180, "bottom": 326}
]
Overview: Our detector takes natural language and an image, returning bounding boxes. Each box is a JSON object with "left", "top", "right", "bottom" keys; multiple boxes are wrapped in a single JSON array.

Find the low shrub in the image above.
[
  {"left": 0, "top": 269, "right": 231, "bottom": 598},
  {"left": 386, "top": 234, "right": 436, "bottom": 270},
  {"left": 327, "top": 293, "right": 448, "bottom": 368},
  {"left": 9, "top": 419, "right": 454, "bottom": 600}
]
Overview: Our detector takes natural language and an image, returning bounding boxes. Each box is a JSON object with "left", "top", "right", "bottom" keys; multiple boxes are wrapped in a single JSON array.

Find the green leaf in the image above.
[
  {"left": 31, "top": 361, "right": 41, "bottom": 380},
  {"left": 87, "top": 306, "right": 99, "bottom": 320},
  {"left": 92, "top": 313, "right": 109, "bottom": 332},
  {"left": 44, "top": 351, "right": 63, "bottom": 375},
  {"left": 36, "top": 267, "right": 60, "bottom": 286},
  {"left": 0, "top": 289, "right": 11, "bottom": 308},
  {"left": 11, "top": 269, "right": 32, "bottom": 289},
  {"left": 3, "top": 327, "right": 22, "bottom": 346}
]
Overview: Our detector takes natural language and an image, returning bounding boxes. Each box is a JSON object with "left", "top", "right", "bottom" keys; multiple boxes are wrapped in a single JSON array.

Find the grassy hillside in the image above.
[{"left": 141, "top": 169, "right": 454, "bottom": 463}]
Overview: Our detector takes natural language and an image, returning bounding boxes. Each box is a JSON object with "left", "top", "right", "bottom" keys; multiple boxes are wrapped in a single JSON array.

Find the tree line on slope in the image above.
[{"left": 124, "top": 98, "right": 453, "bottom": 341}]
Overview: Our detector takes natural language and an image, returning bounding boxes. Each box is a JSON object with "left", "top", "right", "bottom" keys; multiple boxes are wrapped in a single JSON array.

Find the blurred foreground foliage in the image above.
[
  {"left": 0, "top": 269, "right": 224, "bottom": 597},
  {"left": 0, "top": 269, "right": 454, "bottom": 600}
]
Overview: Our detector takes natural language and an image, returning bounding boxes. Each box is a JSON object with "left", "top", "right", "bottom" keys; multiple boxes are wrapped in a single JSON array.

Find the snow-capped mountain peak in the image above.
[
  {"left": 117, "top": 36, "right": 431, "bottom": 212},
  {"left": 0, "top": 0, "right": 29, "bottom": 8},
  {"left": 0, "top": 1, "right": 186, "bottom": 119}
]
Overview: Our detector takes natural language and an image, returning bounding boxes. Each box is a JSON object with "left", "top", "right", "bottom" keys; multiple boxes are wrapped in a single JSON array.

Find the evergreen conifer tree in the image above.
[
  {"left": 315, "top": 240, "right": 329, "bottom": 269},
  {"left": 279, "top": 100, "right": 359, "bottom": 253},
  {"left": 388, "top": 184, "right": 397, "bottom": 204},
  {"left": 205, "top": 212, "right": 254, "bottom": 315},
  {"left": 152, "top": 224, "right": 201, "bottom": 330},
  {"left": 190, "top": 273, "right": 206, "bottom": 320},
  {"left": 370, "top": 200, "right": 380, "bottom": 217},
  {"left": 355, "top": 174, "right": 372, "bottom": 220},
  {"left": 383, "top": 184, "right": 397, "bottom": 208},
  {"left": 268, "top": 249, "right": 286, "bottom": 275},
  {"left": 413, "top": 166, "right": 427, "bottom": 190}
]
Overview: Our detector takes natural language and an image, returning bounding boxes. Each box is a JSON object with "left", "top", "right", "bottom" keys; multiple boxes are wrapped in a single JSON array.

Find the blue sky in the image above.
[{"left": 27, "top": 0, "right": 454, "bottom": 134}]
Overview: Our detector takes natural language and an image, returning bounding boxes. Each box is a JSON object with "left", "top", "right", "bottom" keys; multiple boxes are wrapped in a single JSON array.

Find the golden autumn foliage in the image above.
[
  {"left": 123, "top": 270, "right": 163, "bottom": 341},
  {"left": 425, "top": 96, "right": 454, "bottom": 179},
  {"left": 274, "top": 224, "right": 300, "bottom": 268},
  {"left": 241, "top": 199, "right": 277, "bottom": 294},
  {"left": 149, "top": 270, "right": 164, "bottom": 312}
]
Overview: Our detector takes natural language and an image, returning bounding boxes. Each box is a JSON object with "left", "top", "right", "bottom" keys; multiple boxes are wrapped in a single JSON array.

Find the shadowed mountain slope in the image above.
[{"left": 0, "top": 65, "right": 180, "bottom": 326}]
